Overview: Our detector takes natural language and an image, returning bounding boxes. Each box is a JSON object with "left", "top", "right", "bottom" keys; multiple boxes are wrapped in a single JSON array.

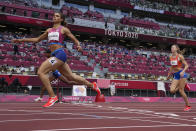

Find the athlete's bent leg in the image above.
[
  {"left": 58, "top": 63, "right": 101, "bottom": 95},
  {"left": 178, "top": 78, "right": 191, "bottom": 111}
]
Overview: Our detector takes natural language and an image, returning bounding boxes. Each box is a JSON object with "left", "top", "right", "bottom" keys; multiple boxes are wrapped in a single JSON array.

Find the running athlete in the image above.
[
  {"left": 12, "top": 12, "right": 101, "bottom": 107},
  {"left": 34, "top": 50, "right": 78, "bottom": 102},
  {"left": 167, "top": 44, "right": 191, "bottom": 111}
]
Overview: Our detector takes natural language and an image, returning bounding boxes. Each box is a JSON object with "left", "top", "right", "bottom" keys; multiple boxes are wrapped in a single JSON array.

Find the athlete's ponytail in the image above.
[{"left": 177, "top": 48, "right": 186, "bottom": 55}]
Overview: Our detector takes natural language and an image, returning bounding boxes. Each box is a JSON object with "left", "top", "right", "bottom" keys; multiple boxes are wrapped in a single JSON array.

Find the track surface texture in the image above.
[{"left": 0, "top": 102, "right": 196, "bottom": 131}]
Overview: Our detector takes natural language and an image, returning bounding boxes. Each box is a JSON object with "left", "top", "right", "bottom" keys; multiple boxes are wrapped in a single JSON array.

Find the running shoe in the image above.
[
  {"left": 43, "top": 96, "right": 58, "bottom": 108},
  {"left": 34, "top": 97, "right": 43, "bottom": 102},
  {"left": 184, "top": 106, "right": 191, "bottom": 111},
  {"left": 92, "top": 82, "right": 101, "bottom": 96},
  {"left": 185, "top": 83, "right": 190, "bottom": 91}
]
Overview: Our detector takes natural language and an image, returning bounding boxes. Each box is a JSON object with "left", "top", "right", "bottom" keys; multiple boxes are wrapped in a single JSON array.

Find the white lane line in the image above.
[
  {"left": 3, "top": 109, "right": 43, "bottom": 113},
  {"left": 81, "top": 115, "right": 187, "bottom": 125},
  {"left": 77, "top": 103, "right": 196, "bottom": 123},
  {"left": 0, "top": 108, "right": 76, "bottom": 110},
  {"left": 78, "top": 104, "right": 175, "bottom": 118},
  {"left": 0, "top": 113, "right": 47, "bottom": 116},
  {"left": 0, "top": 118, "right": 99, "bottom": 123},
  {"left": 0, "top": 109, "right": 186, "bottom": 125},
  {"left": 0, "top": 113, "right": 185, "bottom": 125},
  {"left": 0, "top": 104, "right": 195, "bottom": 125},
  {"left": 0, "top": 103, "right": 194, "bottom": 109},
  {"left": 0, "top": 110, "right": 194, "bottom": 118},
  {"left": 0, "top": 107, "right": 87, "bottom": 109},
  {"left": 33, "top": 124, "right": 196, "bottom": 131},
  {"left": 0, "top": 103, "right": 195, "bottom": 107},
  {"left": 0, "top": 113, "right": 195, "bottom": 119},
  {"left": 166, "top": 112, "right": 196, "bottom": 113},
  {"left": 0, "top": 112, "right": 130, "bottom": 115},
  {"left": 0, "top": 103, "right": 193, "bottom": 106},
  {"left": 0, "top": 108, "right": 164, "bottom": 119}
]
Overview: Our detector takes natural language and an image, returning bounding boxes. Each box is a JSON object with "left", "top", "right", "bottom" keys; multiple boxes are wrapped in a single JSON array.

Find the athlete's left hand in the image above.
[
  {"left": 180, "top": 71, "right": 184, "bottom": 77},
  {"left": 77, "top": 45, "right": 82, "bottom": 52}
]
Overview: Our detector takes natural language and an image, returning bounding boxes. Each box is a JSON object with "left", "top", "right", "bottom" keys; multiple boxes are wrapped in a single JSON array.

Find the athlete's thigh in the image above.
[
  {"left": 38, "top": 57, "right": 64, "bottom": 74},
  {"left": 170, "top": 79, "right": 180, "bottom": 91},
  {"left": 57, "top": 63, "right": 74, "bottom": 78},
  {"left": 178, "top": 78, "right": 186, "bottom": 90}
]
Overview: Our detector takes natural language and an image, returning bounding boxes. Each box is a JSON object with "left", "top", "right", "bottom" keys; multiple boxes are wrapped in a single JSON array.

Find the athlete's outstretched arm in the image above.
[
  {"left": 63, "top": 27, "right": 82, "bottom": 51},
  {"left": 12, "top": 29, "right": 50, "bottom": 43}
]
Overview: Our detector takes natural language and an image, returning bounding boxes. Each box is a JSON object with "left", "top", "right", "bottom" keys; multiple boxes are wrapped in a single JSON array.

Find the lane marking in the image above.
[
  {"left": 76, "top": 103, "right": 196, "bottom": 124},
  {"left": 33, "top": 124, "right": 196, "bottom": 131},
  {"left": 0, "top": 103, "right": 196, "bottom": 126},
  {"left": 0, "top": 118, "right": 99, "bottom": 123},
  {"left": 0, "top": 109, "right": 185, "bottom": 125}
]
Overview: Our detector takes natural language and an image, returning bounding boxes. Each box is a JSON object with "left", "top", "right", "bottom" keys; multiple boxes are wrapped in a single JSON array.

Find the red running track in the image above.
[{"left": 0, "top": 102, "right": 196, "bottom": 131}]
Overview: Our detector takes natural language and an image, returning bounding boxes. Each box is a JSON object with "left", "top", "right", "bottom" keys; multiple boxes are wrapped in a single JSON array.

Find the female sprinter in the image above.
[
  {"left": 167, "top": 44, "right": 191, "bottom": 111},
  {"left": 12, "top": 12, "right": 101, "bottom": 107},
  {"left": 34, "top": 49, "right": 78, "bottom": 102}
]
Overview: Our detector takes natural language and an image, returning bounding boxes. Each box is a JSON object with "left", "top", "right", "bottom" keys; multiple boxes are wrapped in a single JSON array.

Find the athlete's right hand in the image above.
[
  {"left": 166, "top": 75, "right": 171, "bottom": 81},
  {"left": 77, "top": 45, "right": 82, "bottom": 52},
  {"left": 12, "top": 39, "right": 22, "bottom": 43}
]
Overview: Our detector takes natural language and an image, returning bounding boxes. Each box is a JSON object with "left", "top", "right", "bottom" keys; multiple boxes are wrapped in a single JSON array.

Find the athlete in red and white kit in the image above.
[{"left": 167, "top": 44, "right": 191, "bottom": 111}]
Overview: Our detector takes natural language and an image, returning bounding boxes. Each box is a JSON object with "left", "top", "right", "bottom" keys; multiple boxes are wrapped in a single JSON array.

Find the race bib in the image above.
[
  {"left": 49, "top": 57, "right": 57, "bottom": 66},
  {"left": 48, "top": 32, "right": 59, "bottom": 41},
  {"left": 171, "top": 60, "right": 177, "bottom": 65}
]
